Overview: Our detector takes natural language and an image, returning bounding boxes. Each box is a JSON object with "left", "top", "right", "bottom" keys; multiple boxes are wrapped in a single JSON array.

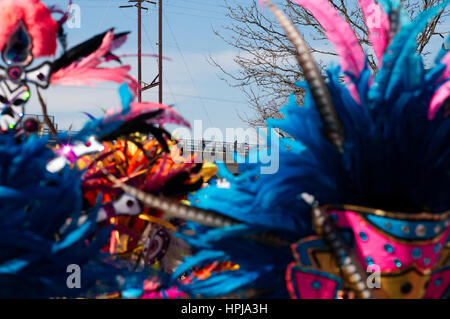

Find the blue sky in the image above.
[
  {"left": 29, "top": 0, "right": 253, "bottom": 140},
  {"left": 27, "top": 0, "right": 449, "bottom": 141}
]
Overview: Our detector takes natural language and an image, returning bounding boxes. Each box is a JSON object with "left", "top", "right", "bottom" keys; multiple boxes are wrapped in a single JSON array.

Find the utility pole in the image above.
[
  {"left": 120, "top": 0, "right": 163, "bottom": 104},
  {"left": 158, "top": 0, "right": 163, "bottom": 104}
]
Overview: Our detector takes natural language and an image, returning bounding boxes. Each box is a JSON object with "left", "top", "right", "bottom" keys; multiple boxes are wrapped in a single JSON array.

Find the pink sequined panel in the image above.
[
  {"left": 141, "top": 286, "right": 187, "bottom": 299},
  {"left": 330, "top": 210, "right": 448, "bottom": 273}
]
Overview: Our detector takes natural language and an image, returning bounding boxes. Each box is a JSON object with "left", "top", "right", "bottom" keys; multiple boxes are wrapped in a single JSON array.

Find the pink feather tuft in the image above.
[
  {"left": 129, "top": 102, "right": 191, "bottom": 128},
  {"left": 141, "top": 281, "right": 187, "bottom": 299},
  {"left": 358, "top": 0, "right": 391, "bottom": 66},
  {"left": 291, "top": 0, "right": 366, "bottom": 77},
  {"left": 0, "top": 0, "right": 58, "bottom": 57},
  {"left": 429, "top": 82, "right": 450, "bottom": 119},
  {"left": 258, "top": 0, "right": 266, "bottom": 9},
  {"left": 428, "top": 52, "right": 450, "bottom": 119},
  {"left": 49, "top": 0, "right": 73, "bottom": 27},
  {"left": 56, "top": 0, "right": 73, "bottom": 27},
  {"left": 110, "top": 34, "right": 128, "bottom": 51},
  {"left": 50, "top": 31, "right": 140, "bottom": 96},
  {"left": 103, "top": 100, "right": 191, "bottom": 129},
  {"left": 290, "top": 0, "right": 366, "bottom": 103}
]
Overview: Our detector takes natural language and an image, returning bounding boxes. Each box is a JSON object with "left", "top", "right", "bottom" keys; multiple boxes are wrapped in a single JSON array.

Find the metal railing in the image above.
[
  {"left": 20, "top": 114, "right": 58, "bottom": 136},
  {"left": 21, "top": 114, "right": 257, "bottom": 163},
  {"left": 175, "top": 139, "right": 260, "bottom": 163},
  {"left": 176, "top": 139, "right": 255, "bottom": 155}
]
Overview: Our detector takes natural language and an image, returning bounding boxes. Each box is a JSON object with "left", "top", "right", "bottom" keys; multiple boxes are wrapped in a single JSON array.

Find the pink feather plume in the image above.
[
  {"left": 358, "top": 0, "right": 391, "bottom": 66},
  {"left": 290, "top": 0, "right": 366, "bottom": 103},
  {"left": 428, "top": 52, "right": 450, "bottom": 119},
  {"left": 103, "top": 100, "right": 191, "bottom": 129},
  {"left": 129, "top": 102, "right": 191, "bottom": 128},
  {"left": 52, "top": 0, "right": 73, "bottom": 27},
  {"left": 141, "top": 279, "right": 187, "bottom": 299},
  {"left": 50, "top": 31, "right": 140, "bottom": 96},
  {"left": 291, "top": 0, "right": 366, "bottom": 77}
]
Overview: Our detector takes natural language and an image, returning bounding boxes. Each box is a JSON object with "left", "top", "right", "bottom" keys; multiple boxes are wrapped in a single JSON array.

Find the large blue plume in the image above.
[
  {"left": 172, "top": 3, "right": 450, "bottom": 298},
  {"left": 0, "top": 132, "right": 130, "bottom": 298}
]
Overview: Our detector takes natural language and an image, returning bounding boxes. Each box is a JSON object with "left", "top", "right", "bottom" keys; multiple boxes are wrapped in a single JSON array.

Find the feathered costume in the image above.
[
  {"left": 0, "top": 0, "right": 137, "bottom": 132},
  {"left": 0, "top": 0, "right": 198, "bottom": 298},
  {"left": 1, "top": 0, "right": 450, "bottom": 300},
  {"left": 76, "top": 84, "right": 217, "bottom": 278},
  {"left": 153, "top": 0, "right": 450, "bottom": 299},
  {"left": 0, "top": 131, "right": 108, "bottom": 298}
]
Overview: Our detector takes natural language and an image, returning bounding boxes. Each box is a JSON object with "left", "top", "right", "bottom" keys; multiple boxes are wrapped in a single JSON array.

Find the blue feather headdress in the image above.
[
  {"left": 169, "top": 0, "right": 450, "bottom": 298},
  {"left": 0, "top": 84, "right": 173, "bottom": 298},
  {"left": 0, "top": 132, "right": 115, "bottom": 298}
]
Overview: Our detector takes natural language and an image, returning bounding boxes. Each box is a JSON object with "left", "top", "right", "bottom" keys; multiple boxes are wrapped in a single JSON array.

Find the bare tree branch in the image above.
[{"left": 210, "top": 0, "right": 449, "bottom": 127}]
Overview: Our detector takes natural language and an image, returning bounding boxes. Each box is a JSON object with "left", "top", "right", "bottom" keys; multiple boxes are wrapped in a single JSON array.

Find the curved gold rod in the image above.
[
  {"left": 101, "top": 167, "right": 238, "bottom": 228},
  {"left": 100, "top": 167, "right": 289, "bottom": 247}
]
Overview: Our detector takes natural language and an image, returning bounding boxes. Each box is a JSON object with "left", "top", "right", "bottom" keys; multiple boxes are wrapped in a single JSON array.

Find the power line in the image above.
[
  {"left": 163, "top": 2, "right": 225, "bottom": 16},
  {"left": 77, "top": 0, "right": 225, "bottom": 11},
  {"left": 119, "top": 0, "right": 163, "bottom": 103},
  {"left": 80, "top": 2, "right": 229, "bottom": 21},
  {"left": 95, "top": 0, "right": 112, "bottom": 33},
  {"left": 164, "top": 12, "right": 214, "bottom": 126},
  {"left": 165, "top": 92, "right": 247, "bottom": 105},
  {"left": 141, "top": 14, "right": 180, "bottom": 108},
  {"left": 170, "top": 0, "right": 225, "bottom": 10},
  {"left": 161, "top": 10, "right": 228, "bottom": 21},
  {"left": 64, "top": 85, "right": 248, "bottom": 105}
]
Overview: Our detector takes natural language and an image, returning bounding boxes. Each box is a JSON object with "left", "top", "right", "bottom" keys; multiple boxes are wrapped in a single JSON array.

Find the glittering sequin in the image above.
[
  {"left": 384, "top": 243, "right": 394, "bottom": 254},
  {"left": 415, "top": 224, "right": 426, "bottom": 237},
  {"left": 365, "top": 256, "right": 374, "bottom": 266},
  {"left": 412, "top": 248, "right": 422, "bottom": 259},
  {"left": 359, "top": 231, "right": 368, "bottom": 241},
  {"left": 312, "top": 281, "right": 321, "bottom": 290},
  {"left": 434, "top": 243, "right": 441, "bottom": 253},
  {"left": 393, "top": 259, "right": 402, "bottom": 268}
]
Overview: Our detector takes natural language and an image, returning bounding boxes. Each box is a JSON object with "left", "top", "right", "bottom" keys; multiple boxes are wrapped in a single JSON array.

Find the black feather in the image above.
[
  {"left": 57, "top": 25, "right": 68, "bottom": 53},
  {"left": 51, "top": 29, "right": 130, "bottom": 73},
  {"left": 99, "top": 110, "right": 172, "bottom": 152},
  {"left": 162, "top": 173, "right": 204, "bottom": 197}
]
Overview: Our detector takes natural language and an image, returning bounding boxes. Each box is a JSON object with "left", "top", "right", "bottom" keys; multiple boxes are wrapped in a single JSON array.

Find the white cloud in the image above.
[{"left": 24, "top": 48, "right": 248, "bottom": 132}]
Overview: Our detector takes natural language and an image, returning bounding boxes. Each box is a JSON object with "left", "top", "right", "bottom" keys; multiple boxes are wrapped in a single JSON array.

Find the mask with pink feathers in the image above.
[{"left": 0, "top": 0, "right": 137, "bottom": 132}]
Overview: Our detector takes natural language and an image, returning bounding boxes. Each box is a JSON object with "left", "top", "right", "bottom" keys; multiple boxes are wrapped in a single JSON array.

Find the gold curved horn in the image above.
[{"left": 261, "top": 0, "right": 345, "bottom": 153}]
